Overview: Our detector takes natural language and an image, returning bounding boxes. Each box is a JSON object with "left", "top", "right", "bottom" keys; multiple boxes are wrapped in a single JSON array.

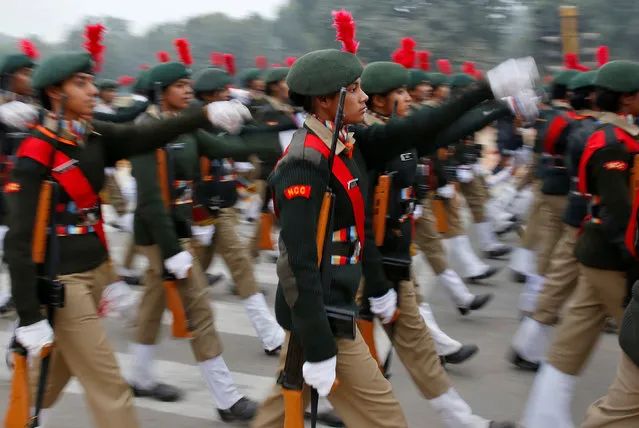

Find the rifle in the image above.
[
  {"left": 153, "top": 81, "right": 191, "bottom": 339},
  {"left": 280, "top": 88, "right": 355, "bottom": 428},
  {"left": 5, "top": 98, "right": 67, "bottom": 428}
]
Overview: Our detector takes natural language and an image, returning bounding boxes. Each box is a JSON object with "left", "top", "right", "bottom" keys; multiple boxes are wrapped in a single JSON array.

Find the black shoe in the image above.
[
  {"left": 130, "top": 383, "right": 182, "bottom": 402},
  {"left": 0, "top": 297, "right": 15, "bottom": 317},
  {"left": 489, "top": 421, "right": 518, "bottom": 428},
  {"left": 458, "top": 293, "right": 493, "bottom": 315},
  {"left": 123, "top": 275, "right": 142, "bottom": 286},
  {"left": 508, "top": 350, "right": 540, "bottom": 372},
  {"left": 484, "top": 245, "right": 512, "bottom": 259},
  {"left": 468, "top": 266, "right": 499, "bottom": 283},
  {"left": 218, "top": 396, "right": 258, "bottom": 423},
  {"left": 304, "top": 410, "right": 345, "bottom": 427},
  {"left": 440, "top": 344, "right": 479, "bottom": 365},
  {"left": 264, "top": 345, "right": 281, "bottom": 356},
  {"left": 495, "top": 221, "right": 518, "bottom": 237},
  {"left": 206, "top": 273, "right": 225, "bottom": 287},
  {"left": 512, "top": 272, "right": 526, "bottom": 284}
]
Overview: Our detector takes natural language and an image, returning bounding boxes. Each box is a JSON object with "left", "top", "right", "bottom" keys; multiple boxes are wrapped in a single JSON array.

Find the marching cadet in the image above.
[
  {"left": 190, "top": 66, "right": 286, "bottom": 355},
  {"left": 126, "top": 61, "right": 261, "bottom": 421},
  {"left": 249, "top": 66, "right": 300, "bottom": 258},
  {"left": 358, "top": 61, "right": 516, "bottom": 428},
  {"left": 3, "top": 50, "right": 249, "bottom": 428},
  {"left": 240, "top": 67, "right": 269, "bottom": 115},
  {"left": 522, "top": 60, "right": 639, "bottom": 427},
  {"left": 94, "top": 78, "right": 119, "bottom": 114},
  {"left": 0, "top": 43, "right": 40, "bottom": 316},
  {"left": 511, "top": 70, "right": 601, "bottom": 371},
  {"left": 249, "top": 33, "right": 539, "bottom": 427},
  {"left": 407, "top": 68, "right": 432, "bottom": 104}
]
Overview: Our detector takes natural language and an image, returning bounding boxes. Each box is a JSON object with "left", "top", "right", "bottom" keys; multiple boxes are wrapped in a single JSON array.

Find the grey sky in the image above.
[{"left": 3, "top": 0, "right": 287, "bottom": 42}]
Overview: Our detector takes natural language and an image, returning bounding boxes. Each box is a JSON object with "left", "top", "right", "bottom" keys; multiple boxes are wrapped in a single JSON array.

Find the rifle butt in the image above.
[
  {"left": 373, "top": 175, "right": 391, "bottom": 246},
  {"left": 258, "top": 212, "right": 275, "bottom": 250},
  {"left": 316, "top": 193, "right": 332, "bottom": 264},
  {"left": 163, "top": 280, "right": 192, "bottom": 339},
  {"left": 431, "top": 198, "right": 449, "bottom": 234},
  {"left": 282, "top": 389, "right": 305, "bottom": 428},
  {"left": 356, "top": 317, "right": 382, "bottom": 368},
  {"left": 4, "top": 352, "right": 31, "bottom": 428}
]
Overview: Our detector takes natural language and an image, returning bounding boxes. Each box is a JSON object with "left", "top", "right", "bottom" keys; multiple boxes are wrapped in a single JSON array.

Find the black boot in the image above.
[
  {"left": 440, "top": 344, "right": 479, "bottom": 365},
  {"left": 458, "top": 293, "right": 493, "bottom": 315},
  {"left": 123, "top": 275, "right": 142, "bottom": 286},
  {"left": 218, "top": 396, "right": 258, "bottom": 423},
  {"left": 508, "top": 350, "right": 540, "bottom": 372},
  {"left": 130, "top": 383, "right": 182, "bottom": 402},
  {"left": 468, "top": 266, "right": 500, "bottom": 283},
  {"left": 206, "top": 273, "right": 225, "bottom": 287}
]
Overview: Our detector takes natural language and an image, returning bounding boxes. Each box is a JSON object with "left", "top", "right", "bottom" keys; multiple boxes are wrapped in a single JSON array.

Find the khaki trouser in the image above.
[
  {"left": 547, "top": 265, "right": 626, "bottom": 375},
  {"left": 194, "top": 207, "right": 259, "bottom": 299},
  {"left": 30, "top": 262, "right": 139, "bottom": 428},
  {"left": 250, "top": 180, "right": 269, "bottom": 258},
  {"left": 582, "top": 352, "right": 639, "bottom": 428},
  {"left": 135, "top": 241, "right": 222, "bottom": 361},
  {"left": 391, "top": 280, "right": 451, "bottom": 399},
  {"left": 441, "top": 194, "right": 465, "bottom": 239},
  {"left": 104, "top": 174, "right": 127, "bottom": 216},
  {"left": 414, "top": 201, "right": 448, "bottom": 275},
  {"left": 251, "top": 331, "right": 408, "bottom": 428},
  {"left": 459, "top": 175, "right": 486, "bottom": 224},
  {"left": 536, "top": 193, "right": 568, "bottom": 276},
  {"left": 533, "top": 224, "right": 580, "bottom": 325},
  {"left": 122, "top": 238, "right": 138, "bottom": 270},
  {"left": 521, "top": 180, "right": 544, "bottom": 251}
]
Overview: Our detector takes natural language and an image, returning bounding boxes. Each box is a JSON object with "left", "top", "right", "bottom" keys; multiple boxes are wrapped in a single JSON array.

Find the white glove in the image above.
[
  {"left": 502, "top": 89, "right": 540, "bottom": 124},
  {"left": 457, "top": 167, "right": 474, "bottom": 183},
  {"left": 472, "top": 162, "right": 489, "bottom": 177},
  {"left": 229, "top": 88, "right": 251, "bottom": 106},
  {"left": 191, "top": 225, "right": 215, "bottom": 247},
  {"left": 15, "top": 319, "right": 54, "bottom": 357},
  {"left": 436, "top": 184, "right": 455, "bottom": 199},
  {"left": 498, "top": 185, "right": 518, "bottom": 208},
  {"left": 206, "top": 100, "right": 251, "bottom": 135},
  {"left": 132, "top": 94, "right": 148, "bottom": 102},
  {"left": 164, "top": 250, "right": 193, "bottom": 279},
  {"left": 118, "top": 213, "right": 134, "bottom": 233},
  {"left": 413, "top": 204, "right": 424, "bottom": 219},
  {"left": 487, "top": 57, "right": 539, "bottom": 100},
  {"left": 369, "top": 288, "right": 398, "bottom": 324},
  {"left": 302, "top": 356, "right": 337, "bottom": 397},
  {"left": 0, "top": 101, "right": 38, "bottom": 130},
  {"left": 100, "top": 280, "right": 137, "bottom": 322}
]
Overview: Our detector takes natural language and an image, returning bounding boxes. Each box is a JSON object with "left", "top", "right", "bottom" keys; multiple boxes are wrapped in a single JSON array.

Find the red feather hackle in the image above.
[
  {"left": 174, "top": 38, "right": 193, "bottom": 66},
  {"left": 18, "top": 40, "right": 39, "bottom": 60},
  {"left": 284, "top": 57, "right": 297, "bottom": 67},
  {"left": 156, "top": 51, "right": 171, "bottom": 63},
  {"left": 331, "top": 9, "right": 359, "bottom": 54},
  {"left": 255, "top": 56, "right": 268, "bottom": 69},
  {"left": 564, "top": 52, "right": 590, "bottom": 71},
  {"left": 436, "top": 59, "right": 452, "bottom": 75},
  {"left": 211, "top": 52, "right": 224, "bottom": 67},
  {"left": 118, "top": 75, "right": 135, "bottom": 86},
  {"left": 416, "top": 51, "right": 430, "bottom": 71},
  {"left": 83, "top": 23, "right": 107, "bottom": 72},
  {"left": 224, "top": 54, "right": 236, "bottom": 76},
  {"left": 596, "top": 46, "right": 609, "bottom": 68},
  {"left": 393, "top": 38, "right": 417, "bottom": 68},
  {"left": 461, "top": 61, "right": 476, "bottom": 76}
]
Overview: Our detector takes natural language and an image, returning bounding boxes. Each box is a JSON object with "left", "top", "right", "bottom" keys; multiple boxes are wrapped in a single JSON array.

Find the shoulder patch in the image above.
[
  {"left": 4, "top": 182, "right": 20, "bottom": 193},
  {"left": 604, "top": 161, "right": 627, "bottom": 171},
  {"left": 284, "top": 185, "right": 311, "bottom": 200}
]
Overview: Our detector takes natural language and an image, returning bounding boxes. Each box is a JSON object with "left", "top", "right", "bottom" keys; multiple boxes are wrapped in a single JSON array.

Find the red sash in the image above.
[{"left": 16, "top": 136, "right": 107, "bottom": 247}]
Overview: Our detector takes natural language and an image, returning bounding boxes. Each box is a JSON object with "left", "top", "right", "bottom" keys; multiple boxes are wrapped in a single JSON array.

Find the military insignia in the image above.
[
  {"left": 4, "top": 182, "right": 20, "bottom": 193},
  {"left": 347, "top": 178, "right": 359, "bottom": 189},
  {"left": 266, "top": 121, "right": 280, "bottom": 126},
  {"left": 604, "top": 161, "right": 627, "bottom": 171},
  {"left": 400, "top": 152, "right": 413, "bottom": 161},
  {"left": 52, "top": 158, "right": 78, "bottom": 173},
  {"left": 284, "top": 185, "right": 311, "bottom": 199}
]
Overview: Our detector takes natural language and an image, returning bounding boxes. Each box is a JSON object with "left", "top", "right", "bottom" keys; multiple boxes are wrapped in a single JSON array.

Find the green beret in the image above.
[
  {"left": 264, "top": 67, "right": 289, "bottom": 85},
  {"left": 361, "top": 62, "right": 409, "bottom": 95},
  {"left": 31, "top": 52, "right": 93, "bottom": 90},
  {"left": 287, "top": 49, "right": 363, "bottom": 96},
  {"left": 193, "top": 68, "right": 232, "bottom": 93},
  {"left": 96, "top": 79, "right": 118, "bottom": 90},
  {"left": 0, "top": 54, "right": 35, "bottom": 76},
  {"left": 568, "top": 70, "right": 597, "bottom": 90},
  {"left": 148, "top": 62, "right": 190, "bottom": 90},
  {"left": 429, "top": 73, "right": 451, "bottom": 87},
  {"left": 408, "top": 69, "right": 429, "bottom": 89},
  {"left": 595, "top": 60, "right": 639, "bottom": 93},
  {"left": 450, "top": 73, "right": 476, "bottom": 88},
  {"left": 240, "top": 68, "right": 265, "bottom": 87},
  {"left": 133, "top": 69, "right": 151, "bottom": 93},
  {"left": 553, "top": 69, "right": 581, "bottom": 87}
]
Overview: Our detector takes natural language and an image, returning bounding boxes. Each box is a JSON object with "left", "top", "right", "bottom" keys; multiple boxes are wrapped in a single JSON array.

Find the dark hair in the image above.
[
  {"left": 38, "top": 89, "right": 52, "bottom": 110},
  {"left": 595, "top": 88, "right": 623, "bottom": 113},
  {"left": 365, "top": 92, "right": 390, "bottom": 110},
  {"left": 569, "top": 87, "right": 594, "bottom": 111},
  {"left": 551, "top": 84, "right": 568, "bottom": 100}
]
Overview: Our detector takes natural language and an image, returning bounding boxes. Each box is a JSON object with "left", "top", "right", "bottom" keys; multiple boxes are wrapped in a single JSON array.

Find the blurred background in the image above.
[{"left": 1, "top": 1, "right": 634, "bottom": 83}]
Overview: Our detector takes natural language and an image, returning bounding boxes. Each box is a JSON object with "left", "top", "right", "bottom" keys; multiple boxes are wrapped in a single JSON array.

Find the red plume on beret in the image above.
[
  {"left": 19, "top": 40, "right": 39, "bottom": 60},
  {"left": 284, "top": 57, "right": 297, "bottom": 67},
  {"left": 118, "top": 75, "right": 135, "bottom": 86},
  {"left": 156, "top": 51, "right": 171, "bottom": 63},
  {"left": 331, "top": 9, "right": 359, "bottom": 54},
  {"left": 139, "top": 64, "right": 150, "bottom": 70},
  {"left": 436, "top": 59, "right": 452, "bottom": 75},
  {"left": 83, "top": 23, "right": 107, "bottom": 72},
  {"left": 392, "top": 38, "right": 417, "bottom": 69},
  {"left": 224, "top": 54, "right": 236, "bottom": 76},
  {"left": 255, "top": 56, "right": 268, "bottom": 69},
  {"left": 563, "top": 52, "right": 590, "bottom": 71},
  {"left": 416, "top": 51, "right": 430, "bottom": 71},
  {"left": 174, "top": 38, "right": 193, "bottom": 66},
  {"left": 461, "top": 61, "right": 476, "bottom": 76},
  {"left": 596, "top": 46, "right": 609, "bottom": 68},
  {"left": 211, "top": 52, "right": 224, "bottom": 67}
]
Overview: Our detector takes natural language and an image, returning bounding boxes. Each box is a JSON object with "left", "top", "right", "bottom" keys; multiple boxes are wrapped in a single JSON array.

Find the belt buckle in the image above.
[
  {"left": 79, "top": 206, "right": 100, "bottom": 226},
  {"left": 353, "top": 240, "right": 361, "bottom": 259}
]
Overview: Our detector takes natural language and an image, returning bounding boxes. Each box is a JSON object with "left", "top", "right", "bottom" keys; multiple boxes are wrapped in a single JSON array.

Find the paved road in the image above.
[{"left": 0, "top": 203, "right": 620, "bottom": 427}]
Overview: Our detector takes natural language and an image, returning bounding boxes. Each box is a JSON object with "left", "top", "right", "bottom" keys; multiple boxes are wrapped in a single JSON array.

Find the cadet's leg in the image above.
[
  {"left": 536, "top": 195, "right": 568, "bottom": 276},
  {"left": 442, "top": 194, "right": 463, "bottom": 239},
  {"left": 582, "top": 352, "right": 639, "bottom": 428},
  {"left": 414, "top": 202, "right": 448, "bottom": 276},
  {"left": 510, "top": 180, "right": 543, "bottom": 277},
  {"left": 51, "top": 264, "right": 139, "bottom": 428},
  {"left": 250, "top": 180, "right": 269, "bottom": 258},
  {"left": 216, "top": 207, "right": 284, "bottom": 353}
]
